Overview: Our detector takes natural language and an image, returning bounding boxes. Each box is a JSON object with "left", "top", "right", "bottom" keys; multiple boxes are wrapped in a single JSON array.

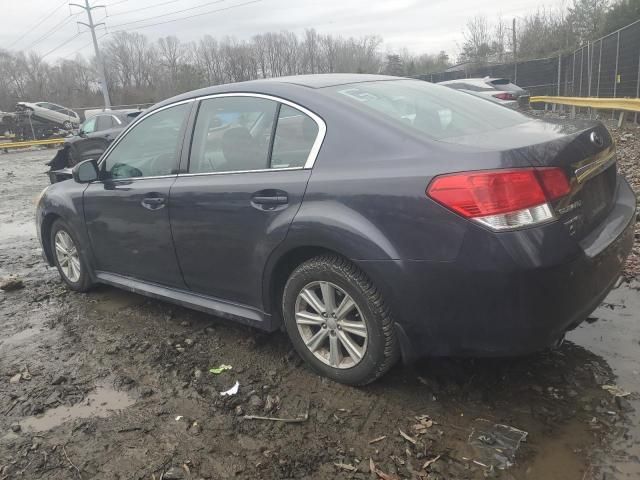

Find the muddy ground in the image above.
[{"left": 1, "top": 123, "right": 640, "bottom": 480}]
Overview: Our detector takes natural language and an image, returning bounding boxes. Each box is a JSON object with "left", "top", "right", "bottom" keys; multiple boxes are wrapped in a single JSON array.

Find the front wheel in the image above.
[
  {"left": 282, "top": 255, "right": 399, "bottom": 385},
  {"left": 50, "top": 219, "right": 93, "bottom": 292},
  {"left": 62, "top": 120, "right": 73, "bottom": 130}
]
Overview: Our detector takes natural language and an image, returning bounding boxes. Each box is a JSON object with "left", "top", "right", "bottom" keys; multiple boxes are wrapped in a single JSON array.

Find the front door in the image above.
[
  {"left": 170, "top": 96, "right": 322, "bottom": 309},
  {"left": 84, "top": 102, "right": 192, "bottom": 288},
  {"left": 77, "top": 115, "right": 114, "bottom": 161}
]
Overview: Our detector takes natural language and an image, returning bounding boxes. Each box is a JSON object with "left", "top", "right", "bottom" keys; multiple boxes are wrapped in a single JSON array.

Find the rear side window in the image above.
[
  {"left": 271, "top": 105, "right": 318, "bottom": 168},
  {"left": 189, "top": 97, "right": 277, "bottom": 174},
  {"left": 327, "top": 80, "right": 527, "bottom": 141},
  {"left": 102, "top": 103, "right": 190, "bottom": 179}
]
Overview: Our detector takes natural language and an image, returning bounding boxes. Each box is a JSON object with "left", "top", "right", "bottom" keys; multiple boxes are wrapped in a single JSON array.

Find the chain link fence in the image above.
[{"left": 419, "top": 18, "right": 640, "bottom": 105}]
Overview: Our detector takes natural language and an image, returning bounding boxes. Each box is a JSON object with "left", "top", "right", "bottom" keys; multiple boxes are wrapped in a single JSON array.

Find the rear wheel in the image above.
[
  {"left": 282, "top": 255, "right": 398, "bottom": 385},
  {"left": 50, "top": 219, "right": 93, "bottom": 292},
  {"left": 62, "top": 120, "right": 73, "bottom": 130}
]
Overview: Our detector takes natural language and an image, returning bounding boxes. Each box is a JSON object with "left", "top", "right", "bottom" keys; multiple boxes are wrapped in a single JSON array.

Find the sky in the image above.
[{"left": 0, "top": 0, "right": 553, "bottom": 61}]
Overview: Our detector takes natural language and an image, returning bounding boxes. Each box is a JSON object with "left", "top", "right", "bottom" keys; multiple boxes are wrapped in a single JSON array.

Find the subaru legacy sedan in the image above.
[{"left": 35, "top": 74, "right": 635, "bottom": 385}]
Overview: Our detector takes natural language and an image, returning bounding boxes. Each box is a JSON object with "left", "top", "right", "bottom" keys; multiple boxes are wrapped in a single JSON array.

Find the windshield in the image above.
[{"left": 325, "top": 79, "right": 528, "bottom": 140}]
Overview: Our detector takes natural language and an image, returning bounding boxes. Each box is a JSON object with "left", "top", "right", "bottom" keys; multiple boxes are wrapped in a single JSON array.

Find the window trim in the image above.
[
  {"left": 181, "top": 92, "right": 326, "bottom": 177},
  {"left": 97, "top": 99, "right": 196, "bottom": 180},
  {"left": 97, "top": 93, "right": 326, "bottom": 180}
]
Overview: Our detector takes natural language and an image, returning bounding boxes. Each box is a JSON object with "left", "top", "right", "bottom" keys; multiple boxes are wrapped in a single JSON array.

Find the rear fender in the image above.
[{"left": 260, "top": 200, "right": 401, "bottom": 324}]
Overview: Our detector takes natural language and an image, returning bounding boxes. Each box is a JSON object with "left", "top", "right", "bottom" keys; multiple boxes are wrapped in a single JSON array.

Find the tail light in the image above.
[
  {"left": 493, "top": 92, "right": 516, "bottom": 101},
  {"left": 426, "top": 168, "right": 570, "bottom": 231}
]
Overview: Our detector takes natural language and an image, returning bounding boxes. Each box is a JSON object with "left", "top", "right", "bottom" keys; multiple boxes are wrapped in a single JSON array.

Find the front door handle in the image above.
[{"left": 141, "top": 195, "right": 166, "bottom": 210}]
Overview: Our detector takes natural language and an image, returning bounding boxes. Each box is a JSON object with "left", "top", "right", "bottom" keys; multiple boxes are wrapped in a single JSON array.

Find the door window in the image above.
[
  {"left": 82, "top": 117, "right": 97, "bottom": 134},
  {"left": 271, "top": 105, "right": 319, "bottom": 168},
  {"left": 102, "top": 103, "right": 190, "bottom": 180},
  {"left": 96, "top": 115, "right": 114, "bottom": 131},
  {"left": 189, "top": 96, "right": 276, "bottom": 174}
]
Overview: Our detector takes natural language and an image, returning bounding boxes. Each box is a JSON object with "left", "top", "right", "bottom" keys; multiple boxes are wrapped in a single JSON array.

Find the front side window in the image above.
[
  {"left": 189, "top": 97, "right": 276, "bottom": 174},
  {"left": 326, "top": 79, "right": 527, "bottom": 141},
  {"left": 82, "top": 117, "right": 97, "bottom": 134},
  {"left": 103, "top": 103, "right": 190, "bottom": 180}
]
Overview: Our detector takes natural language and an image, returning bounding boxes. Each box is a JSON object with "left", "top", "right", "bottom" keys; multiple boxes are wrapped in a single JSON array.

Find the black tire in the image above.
[
  {"left": 50, "top": 219, "right": 93, "bottom": 292},
  {"left": 62, "top": 120, "right": 73, "bottom": 130},
  {"left": 282, "top": 255, "right": 399, "bottom": 385}
]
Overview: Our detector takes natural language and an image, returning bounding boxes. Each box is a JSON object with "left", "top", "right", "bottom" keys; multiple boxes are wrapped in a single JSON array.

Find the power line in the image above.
[
  {"left": 109, "top": 0, "right": 227, "bottom": 29},
  {"left": 41, "top": 32, "right": 84, "bottom": 59},
  {"left": 62, "top": 0, "right": 262, "bottom": 59},
  {"left": 8, "top": 0, "right": 69, "bottom": 49},
  {"left": 23, "top": 13, "right": 80, "bottom": 52},
  {"left": 110, "top": 0, "right": 261, "bottom": 32},
  {"left": 63, "top": 31, "right": 109, "bottom": 59},
  {"left": 107, "top": 0, "right": 180, "bottom": 17}
]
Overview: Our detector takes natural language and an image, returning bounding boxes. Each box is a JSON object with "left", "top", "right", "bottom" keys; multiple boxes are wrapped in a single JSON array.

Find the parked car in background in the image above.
[
  {"left": 438, "top": 77, "right": 530, "bottom": 109},
  {"left": 16, "top": 101, "right": 80, "bottom": 130},
  {"left": 47, "top": 110, "right": 143, "bottom": 182},
  {"left": 36, "top": 74, "right": 635, "bottom": 385}
]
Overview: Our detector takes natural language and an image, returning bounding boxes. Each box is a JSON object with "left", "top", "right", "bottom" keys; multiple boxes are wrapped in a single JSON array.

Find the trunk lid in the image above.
[{"left": 443, "top": 119, "right": 617, "bottom": 240}]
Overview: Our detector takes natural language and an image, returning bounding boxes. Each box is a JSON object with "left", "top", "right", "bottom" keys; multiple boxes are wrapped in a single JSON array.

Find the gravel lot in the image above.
[{"left": 1, "top": 121, "right": 639, "bottom": 480}]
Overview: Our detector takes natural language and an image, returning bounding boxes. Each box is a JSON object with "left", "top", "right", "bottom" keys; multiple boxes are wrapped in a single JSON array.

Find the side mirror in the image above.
[
  {"left": 72, "top": 159, "right": 100, "bottom": 183},
  {"left": 78, "top": 129, "right": 86, "bottom": 137}
]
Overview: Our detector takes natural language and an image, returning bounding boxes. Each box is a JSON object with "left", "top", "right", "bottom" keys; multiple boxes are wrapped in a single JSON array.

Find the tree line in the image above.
[
  {"left": 0, "top": 28, "right": 450, "bottom": 111},
  {"left": 459, "top": 0, "right": 640, "bottom": 64},
  {"left": 0, "top": 0, "right": 638, "bottom": 111}
]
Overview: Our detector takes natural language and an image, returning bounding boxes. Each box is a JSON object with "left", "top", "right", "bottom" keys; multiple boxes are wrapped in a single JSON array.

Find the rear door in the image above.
[
  {"left": 84, "top": 101, "right": 193, "bottom": 287},
  {"left": 169, "top": 95, "right": 324, "bottom": 309}
]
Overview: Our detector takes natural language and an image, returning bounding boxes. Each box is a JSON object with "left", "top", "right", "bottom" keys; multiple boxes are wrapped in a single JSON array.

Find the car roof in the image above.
[{"left": 148, "top": 74, "right": 409, "bottom": 115}]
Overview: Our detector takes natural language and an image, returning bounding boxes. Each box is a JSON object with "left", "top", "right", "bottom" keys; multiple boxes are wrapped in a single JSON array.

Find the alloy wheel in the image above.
[
  {"left": 54, "top": 230, "right": 81, "bottom": 283},
  {"left": 294, "top": 281, "right": 368, "bottom": 369}
]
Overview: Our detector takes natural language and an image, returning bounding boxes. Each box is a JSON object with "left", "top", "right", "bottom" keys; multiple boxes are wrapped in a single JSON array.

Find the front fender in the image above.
[{"left": 37, "top": 180, "right": 92, "bottom": 273}]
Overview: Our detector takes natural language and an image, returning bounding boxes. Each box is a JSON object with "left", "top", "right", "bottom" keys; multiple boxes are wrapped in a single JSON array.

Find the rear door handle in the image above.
[
  {"left": 251, "top": 190, "right": 288, "bottom": 206},
  {"left": 252, "top": 195, "right": 288, "bottom": 205},
  {"left": 141, "top": 196, "right": 166, "bottom": 210}
]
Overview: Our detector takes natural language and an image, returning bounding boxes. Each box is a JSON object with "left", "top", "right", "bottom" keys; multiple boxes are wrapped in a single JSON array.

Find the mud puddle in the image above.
[
  {"left": 19, "top": 380, "right": 135, "bottom": 433},
  {"left": 568, "top": 281, "right": 640, "bottom": 478}
]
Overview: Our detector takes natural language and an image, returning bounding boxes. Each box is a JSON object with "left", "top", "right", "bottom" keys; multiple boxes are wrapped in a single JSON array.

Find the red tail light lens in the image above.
[
  {"left": 493, "top": 92, "right": 516, "bottom": 101},
  {"left": 427, "top": 168, "right": 570, "bottom": 231}
]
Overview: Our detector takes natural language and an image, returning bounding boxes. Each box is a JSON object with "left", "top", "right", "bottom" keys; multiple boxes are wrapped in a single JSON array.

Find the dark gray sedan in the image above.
[{"left": 35, "top": 74, "right": 635, "bottom": 385}]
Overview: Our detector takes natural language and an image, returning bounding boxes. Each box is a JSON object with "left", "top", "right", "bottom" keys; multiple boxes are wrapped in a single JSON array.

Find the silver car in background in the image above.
[
  {"left": 16, "top": 101, "right": 80, "bottom": 130},
  {"left": 437, "top": 77, "right": 530, "bottom": 109}
]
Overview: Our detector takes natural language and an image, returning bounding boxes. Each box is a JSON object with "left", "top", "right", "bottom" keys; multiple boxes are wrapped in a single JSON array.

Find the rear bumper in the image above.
[{"left": 356, "top": 177, "right": 636, "bottom": 361}]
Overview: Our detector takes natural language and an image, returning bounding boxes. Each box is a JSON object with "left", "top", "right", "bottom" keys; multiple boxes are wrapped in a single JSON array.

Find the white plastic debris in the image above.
[{"left": 220, "top": 381, "right": 239, "bottom": 396}]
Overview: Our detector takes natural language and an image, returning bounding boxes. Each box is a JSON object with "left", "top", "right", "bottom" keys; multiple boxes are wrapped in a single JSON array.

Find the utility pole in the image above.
[
  {"left": 512, "top": 18, "right": 517, "bottom": 62},
  {"left": 71, "top": 0, "right": 111, "bottom": 109}
]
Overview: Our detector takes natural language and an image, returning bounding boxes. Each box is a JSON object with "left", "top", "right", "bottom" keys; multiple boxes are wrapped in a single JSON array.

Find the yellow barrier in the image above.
[
  {"left": 530, "top": 96, "right": 640, "bottom": 112},
  {"left": 0, "top": 138, "right": 65, "bottom": 149}
]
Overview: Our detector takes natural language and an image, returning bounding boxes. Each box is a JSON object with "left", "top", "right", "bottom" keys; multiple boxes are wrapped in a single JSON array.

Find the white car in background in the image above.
[{"left": 16, "top": 101, "right": 80, "bottom": 130}]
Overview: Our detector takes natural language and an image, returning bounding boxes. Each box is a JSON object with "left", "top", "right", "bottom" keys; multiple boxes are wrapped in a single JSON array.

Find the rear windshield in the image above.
[
  {"left": 325, "top": 79, "right": 527, "bottom": 140},
  {"left": 489, "top": 78, "right": 510, "bottom": 85}
]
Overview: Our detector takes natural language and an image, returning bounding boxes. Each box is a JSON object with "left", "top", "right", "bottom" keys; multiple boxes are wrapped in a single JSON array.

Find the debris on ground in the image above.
[
  {"left": 220, "top": 380, "right": 239, "bottom": 396},
  {"left": 602, "top": 385, "right": 631, "bottom": 398},
  {"left": 0, "top": 275, "right": 24, "bottom": 291},
  {"left": 468, "top": 419, "right": 529, "bottom": 470},
  {"left": 208, "top": 364, "right": 232, "bottom": 374}
]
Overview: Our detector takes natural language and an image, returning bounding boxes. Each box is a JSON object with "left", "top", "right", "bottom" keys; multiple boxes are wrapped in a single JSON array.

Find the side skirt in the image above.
[{"left": 94, "top": 271, "right": 276, "bottom": 332}]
